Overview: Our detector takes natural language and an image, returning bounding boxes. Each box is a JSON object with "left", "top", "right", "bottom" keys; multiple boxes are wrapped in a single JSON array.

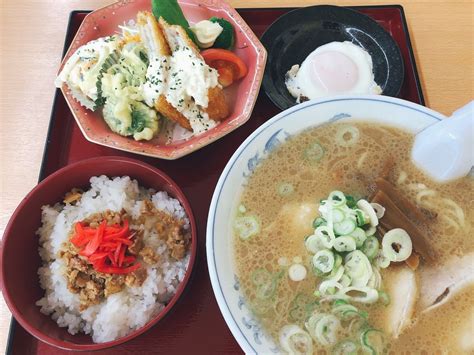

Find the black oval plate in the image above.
[{"left": 261, "top": 5, "right": 404, "bottom": 110}]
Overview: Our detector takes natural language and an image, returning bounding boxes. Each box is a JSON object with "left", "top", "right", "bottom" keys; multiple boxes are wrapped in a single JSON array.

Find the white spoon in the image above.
[{"left": 412, "top": 101, "right": 473, "bottom": 182}]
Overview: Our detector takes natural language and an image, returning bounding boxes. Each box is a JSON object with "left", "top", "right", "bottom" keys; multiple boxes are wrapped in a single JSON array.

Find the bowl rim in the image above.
[
  {"left": 206, "top": 95, "right": 445, "bottom": 353},
  {"left": 260, "top": 4, "right": 405, "bottom": 111},
  {"left": 0, "top": 156, "right": 198, "bottom": 351}
]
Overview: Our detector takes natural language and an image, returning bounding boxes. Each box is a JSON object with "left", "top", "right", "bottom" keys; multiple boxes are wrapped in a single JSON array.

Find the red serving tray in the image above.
[{"left": 6, "top": 6, "right": 424, "bottom": 354}]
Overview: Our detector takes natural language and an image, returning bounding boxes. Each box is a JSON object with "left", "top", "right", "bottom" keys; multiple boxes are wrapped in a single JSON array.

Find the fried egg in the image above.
[{"left": 285, "top": 41, "right": 382, "bottom": 102}]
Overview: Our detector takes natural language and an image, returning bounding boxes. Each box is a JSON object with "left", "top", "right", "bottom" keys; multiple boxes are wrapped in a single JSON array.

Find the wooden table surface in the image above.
[{"left": 0, "top": 0, "right": 472, "bottom": 352}]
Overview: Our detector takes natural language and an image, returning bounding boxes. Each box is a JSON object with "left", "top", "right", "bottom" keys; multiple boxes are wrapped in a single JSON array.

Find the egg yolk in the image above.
[{"left": 310, "top": 51, "right": 359, "bottom": 93}]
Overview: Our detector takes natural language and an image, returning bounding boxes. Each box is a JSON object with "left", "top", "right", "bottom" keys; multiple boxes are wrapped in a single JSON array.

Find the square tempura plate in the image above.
[{"left": 57, "top": 0, "right": 267, "bottom": 159}]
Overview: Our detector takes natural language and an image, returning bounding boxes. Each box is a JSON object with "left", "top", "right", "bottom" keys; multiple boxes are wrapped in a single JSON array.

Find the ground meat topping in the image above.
[
  {"left": 84, "top": 210, "right": 128, "bottom": 228},
  {"left": 80, "top": 279, "right": 103, "bottom": 308},
  {"left": 128, "top": 229, "right": 144, "bottom": 255},
  {"left": 166, "top": 224, "right": 188, "bottom": 260},
  {"left": 63, "top": 188, "right": 83, "bottom": 205},
  {"left": 104, "top": 276, "right": 125, "bottom": 297},
  {"left": 62, "top": 211, "right": 138, "bottom": 309},
  {"left": 139, "top": 199, "right": 191, "bottom": 260},
  {"left": 154, "top": 210, "right": 189, "bottom": 260},
  {"left": 139, "top": 246, "right": 159, "bottom": 265},
  {"left": 125, "top": 268, "right": 148, "bottom": 288},
  {"left": 61, "top": 203, "right": 189, "bottom": 309}
]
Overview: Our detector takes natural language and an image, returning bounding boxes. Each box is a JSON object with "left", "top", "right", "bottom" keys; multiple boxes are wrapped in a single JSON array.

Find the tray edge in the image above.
[{"left": 5, "top": 5, "right": 425, "bottom": 354}]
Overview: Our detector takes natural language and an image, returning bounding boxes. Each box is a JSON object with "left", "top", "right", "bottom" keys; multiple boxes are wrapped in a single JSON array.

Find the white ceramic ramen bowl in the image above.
[{"left": 206, "top": 95, "right": 445, "bottom": 354}]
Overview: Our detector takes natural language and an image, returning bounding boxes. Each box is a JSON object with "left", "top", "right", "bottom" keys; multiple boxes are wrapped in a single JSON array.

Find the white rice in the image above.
[{"left": 35, "top": 176, "right": 190, "bottom": 343}]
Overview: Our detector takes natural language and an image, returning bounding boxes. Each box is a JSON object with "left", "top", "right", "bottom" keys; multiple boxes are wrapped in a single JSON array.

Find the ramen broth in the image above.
[{"left": 233, "top": 121, "right": 473, "bottom": 353}]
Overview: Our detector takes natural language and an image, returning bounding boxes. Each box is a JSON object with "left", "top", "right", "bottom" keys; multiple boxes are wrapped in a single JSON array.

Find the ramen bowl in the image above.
[{"left": 206, "top": 95, "right": 445, "bottom": 353}]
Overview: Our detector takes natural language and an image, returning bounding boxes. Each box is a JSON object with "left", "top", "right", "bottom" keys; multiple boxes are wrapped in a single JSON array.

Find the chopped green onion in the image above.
[
  {"left": 289, "top": 306, "right": 305, "bottom": 322},
  {"left": 251, "top": 297, "right": 272, "bottom": 315},
  {"left": 316, "top": 314, "right": 341, "bottom": 345},
  {"left": 349, "top": 316, "right": 369, "bottom": 336},
  {"left": 364, "top": 225, "right": 377, "bottom": 236},
  {"left": 315, "top": 226, "right": 335, "bottom": 248},
  {"left": 305, "top": 313, "right": 324, "bottom": 339},
  {"left": 334, "top": 236, "right": 357, "bottom": 252},
  {"left": 305, "top": 313, "right": 341, "bottom": 346},
  {"left": 319, "top": 280, "right": 344, "bottom": 295},
  {"left": 332, "top": 208, "right": 346, "bottom": 223},
  {"left": 251, "top": 269, "right": 279, "bottom": 300},
  {"left": 328, "top": 191, "right": 346, "bottom": 206},
  {"left": 374, "top": 250, "right": 390, "bottom": 269},
  {"left": 289, "top": 264, "right": 307, "bottom": 282},
  {"left": 332, "top": 303, "right": 358, "bottom": 318},
  {"left": 341, "top": 310, "right": 363, "bottom": 321},
  {"left": 279, "top": 324, "right": 313, "bottom": 355},
  {"left": 361, "top": 236, "right": 379, "bottom": 260},
  {"left": 313, "top": 217, "right": 326, "bottom": 228},
  {"left": 345, "top": 195, "right": 357, "bottom": 208},
  {"left": 332, "top": 339, "right": 359, "bottom": 355},
  {"left": 290, "top": 293, "right": 319, "bottom": 321},
  {"left": 340, "top": 274, "right": 351, "bottom": 287},
  {"left": 368, "top": 267, "right": 382, "bottom": 290},
  {"left": 361, "top": 328, "right": 385, "bottom": 355},
  {"left": 305, "top": 234, "right": 325, "bottom": 254},
  {"left": 313, "top": 249, "right": 335, "bottom": 274},
  {"left": 335, "top": 126, "right": 360, "bottom": 147},
  {"left": 326, "top": 265, "right": 345, "bottom": 282},
  {"left": 304, "top": 142, "right": 324, "bottom": 162},
  {"left": 334, "top": 299, "right": 348, "bottom": 306},
  {"left": 356, "top": 199, "right": 378, "bottom": 227},
  {"left": 251, "top": 268, "right": 272, "bottom": 286},
  {"left": 382, "top": 228, "right": 413, "bottom": 262},
  {"left": 355, "top": 209, "right": 367, "bottom": 226},
  {"left": 256, "top": 278, "right": 277, "bottom": 300},
  {"left": 350, "top": 228, "right": 367, "bottom": 248},
  {"left": 233, "top": 215, "right": 260, "bottom": 240},
  {"left": 278, "top": 182, "right": 294, "bottom": 196},
  {"left": 370, "top": 202, "right": 386, "bottom": 219},
  {"left": 238, "top": 204, "right": 246, "bottom": 213},
  {"left": 334, "top": 219, "right": 356, "bottom": 235},
  {"left": 344, "top": 250, "right": 373, "bottom": 287}
]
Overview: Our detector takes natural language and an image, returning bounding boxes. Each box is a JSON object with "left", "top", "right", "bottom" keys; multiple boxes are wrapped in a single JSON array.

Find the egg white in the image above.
[{"left": 285, "top": 41, "right": 382, "bottom": 101}]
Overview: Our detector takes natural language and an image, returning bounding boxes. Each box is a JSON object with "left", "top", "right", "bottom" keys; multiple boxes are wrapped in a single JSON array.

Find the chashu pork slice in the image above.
[
  {"left": 418, "top": 252, "right": 474, "bottom": 313},
  {"left": 383, "top": 265, "right": 418, "bottom": 338}
]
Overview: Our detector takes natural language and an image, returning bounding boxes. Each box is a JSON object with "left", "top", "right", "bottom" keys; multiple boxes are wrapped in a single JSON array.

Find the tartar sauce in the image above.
[
  {"left": 143, "top": 31, "right": 220, "bottom": 134},
  {"left": 55, "top": 36, "right": 120, "bottom": 103}
]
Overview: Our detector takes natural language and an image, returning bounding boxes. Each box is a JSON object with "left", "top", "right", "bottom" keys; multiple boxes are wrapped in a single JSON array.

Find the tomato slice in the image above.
[
  {"left": 214, "top": 63, "right": 235, "bottom": 88},
  {"left": 201, "top": 49, "right": 248, "bottom": 86}
]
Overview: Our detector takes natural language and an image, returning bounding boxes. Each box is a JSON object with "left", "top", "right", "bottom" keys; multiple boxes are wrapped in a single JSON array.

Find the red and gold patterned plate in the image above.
[{"left": 58, "top": 0, "right": 267, "bottom": 159}]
